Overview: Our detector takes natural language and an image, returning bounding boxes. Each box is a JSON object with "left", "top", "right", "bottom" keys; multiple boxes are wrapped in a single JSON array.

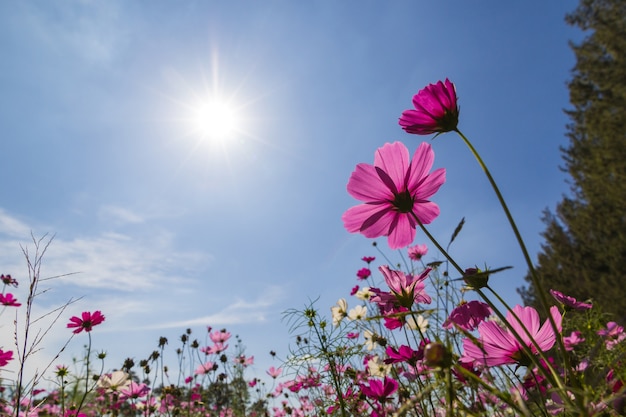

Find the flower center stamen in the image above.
[{"left": 392, "top": 190, "right": 414, "bottom": 213}]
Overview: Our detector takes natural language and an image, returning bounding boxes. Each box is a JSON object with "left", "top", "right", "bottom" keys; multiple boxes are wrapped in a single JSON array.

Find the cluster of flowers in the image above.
[
  {"left": 280, "top": 251, "right": 626, "bottom": 416},
  {"left": 279, "top": 79, "right": 626, "bottom": 416},
  {"left": 1, "top": 79, "right": 625, "bottom": 416}
]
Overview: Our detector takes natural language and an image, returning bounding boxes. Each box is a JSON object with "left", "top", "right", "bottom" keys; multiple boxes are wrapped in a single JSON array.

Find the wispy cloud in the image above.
[{"left": 139, "top": 285, "right": 286, "bottom": 330}]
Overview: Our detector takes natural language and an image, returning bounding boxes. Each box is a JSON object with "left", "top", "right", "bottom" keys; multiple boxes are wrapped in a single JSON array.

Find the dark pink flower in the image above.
[
  {"left": 462, "top": 305, "right": 562, "bottom": 367},
  {"left": 356, "top": 268, "right": 371, "bottom": 280},
  {"left": 342, "top": 142, "right": 446, "bottom": 250},
  {"left": 359, "top": 376, "right": 398, "bottom": 402},
  {"left": 0, "top": 293, "right": 21, "bottom": 307},
  {"left": 443, "top": 300, "right": 491, "bottom": 331},
  {"left": 399, "top": 78, "right": 459, "bottom": 135},
  {"left": 0, "top": 349, "right": 13, "bottom": 367},
  {"left": 1, "top": 274, "right": 17, "bottom": 287},
  {"left": 350, "top": 285, "right": 359, "bottom": 296},
  {"left": 407, "top": 244, "right": 428, "bottom": 261},
  {"left": 384, "top": 345, "right": 421, "bottom": 366},
  {"left": 549, "top": 289, "right": 592, "bottom": 310},
  {"left": 362, "top": 256, "right": 376, "bottom": 264},
  {"left": 67, "top": 311, "right": 105, "bottom": 334}
]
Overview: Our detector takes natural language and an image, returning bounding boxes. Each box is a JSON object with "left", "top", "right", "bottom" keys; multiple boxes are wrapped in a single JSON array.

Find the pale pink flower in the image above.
[
  {"left": 342, "top": 142, "right": 445, "bottom": 249},
  {"left": 120, "top": 382, "right": 150, "bottom": 400},
  {"left": 563, "top": 331, "right": 585, "bottom": 351},
  {"left": 267, "top": 366, "right": 282, "bottom": 379},
  {"left": 378, "top": 265, "right": 432, "bottom": 308},
  {"left": 407, "top": 244, "right": 428, "bottom": 261},
  {"left": 597, "top": 322, "right": 626, "bottom": 350},
  {"left": 462, "top": 305, "right": 562, "bottom": 367},
  {"left": 194, "top": 361, "right": 216, "bottom": 375},
  {"left": 209, "top": 330, "right": 231, "bottom": 343},
  {"left": 399, "top": 78, "right": 459, "bottom": 135}
]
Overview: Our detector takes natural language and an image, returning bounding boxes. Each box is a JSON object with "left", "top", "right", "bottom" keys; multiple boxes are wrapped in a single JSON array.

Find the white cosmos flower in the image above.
[
  {"left": 97, "top": 370, "right": 131, "bottom": 392},
  {"left": 331, "top": 298, "right": 348, "bottom": 326},
  {"left": 367, "top": 355, "right": 391, "bottom": 377},
  {"left": 348, "top": 305, "right": 367, "bottom": 321},
  {"left": 355, "top": 287, "right": 373, "bottom": 301},
  {"left": 406, "top": 314, "right": 429, "bottom": 332}
]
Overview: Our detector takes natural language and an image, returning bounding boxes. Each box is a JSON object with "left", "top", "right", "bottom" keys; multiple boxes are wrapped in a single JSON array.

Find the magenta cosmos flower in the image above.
[
  {"left": 549, "top": 289, "right": 592, "bottom": 310},
  {"left": 399, "top": 78, "right": 459, "bottom": 135},
  {"left": 67, "top": 311, "right": 105, "bottom": 334},
  {"left": 462, "top": 305, "right": 562, "bottom": 367},
  {"left": 342, "top": 142, "right": 446, "bottom": 249},
  {"left": 0, "top": 349, "right": 14, "bottom": 367}
]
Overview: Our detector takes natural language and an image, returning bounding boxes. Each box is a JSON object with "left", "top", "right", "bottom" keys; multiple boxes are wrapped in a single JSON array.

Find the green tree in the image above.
[{"left": 518, "top": 0, "right": 626, "bottom": 321}]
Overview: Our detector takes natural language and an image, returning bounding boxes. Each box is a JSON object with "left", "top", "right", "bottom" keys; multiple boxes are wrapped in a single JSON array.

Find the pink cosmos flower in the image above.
[
  {"left": 399, "top": 78, "right": 459, "bottom": 135},
  {"left": 0, "top": 349, "right": 14, "bottom": 367},
  {"left": 443, "top": 300, "right": 491, "bottom": 331},
  {"left": 379, "top": 265, "right": 432, "bottom": 308},
  {"left": 356, "top": 268, "right": 371, "bottom": 280},
  {"left": 563, "top": 331, "right": 585, "bottom": 351},
  {"left": 342, "top": 142, "right": 446, "bottom": 250},
  {"left": 462, "top": 305, "right": 562, "bottom": 367},
  {"left": 549, "top": 289, "right": 592, "bottom": 310},
  {"left": 234, "top": 354, "right": 254, "bottom": 366},
  {"left": 359, "top": 376, "right": 398, "bottom": 402},
  {"left": 120, "top": 382, "right": 150, "bottom": 400},
  {"left": 407, "top": 244, "right": 428, "bottom": 261},
  {"left": 267, "top": 366, "right": 282, "bottom": 379},
  {"left": 67, "top": 311, "right": 105, "bottom": 334},
  {"left": 384, "top": 345, "right": 421, "bottom": 366},
  {"left": 597, "top": 322, "right": 626, "bottom": 350},
  {"left": 0, "top": 292, "right": 21, "bottom": 307},
  {"left": 209, "top": 329, "right": 231, "bottom": 343},
  {"left": 362, "top": 256, "right": 375, "bottom": 263},
  {"left": 194, "top": 361, "right": 216, "bottom": 375}
]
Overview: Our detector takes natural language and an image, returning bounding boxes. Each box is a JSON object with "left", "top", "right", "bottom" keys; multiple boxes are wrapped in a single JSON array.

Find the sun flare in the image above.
[{"left": 193, "top": 99, "right": 238, "bottom": 141}]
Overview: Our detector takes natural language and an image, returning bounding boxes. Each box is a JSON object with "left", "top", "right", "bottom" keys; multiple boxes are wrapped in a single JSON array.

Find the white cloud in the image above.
[
  {"left": 137, "top": 285, "right": 286, "bottom": 330},
  {"left": 98, "top": 205, "right": 145, "bottom": 225}
]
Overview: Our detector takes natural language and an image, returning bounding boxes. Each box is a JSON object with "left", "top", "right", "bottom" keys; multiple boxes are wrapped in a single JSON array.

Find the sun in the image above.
[{"left": 192, "top": 98, "right": 239, "bottom": 142}]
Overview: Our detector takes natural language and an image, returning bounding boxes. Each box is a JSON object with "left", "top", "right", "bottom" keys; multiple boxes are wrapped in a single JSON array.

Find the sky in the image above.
[{"left": 0, "top": 0, "right": 581, "bottom": 385}]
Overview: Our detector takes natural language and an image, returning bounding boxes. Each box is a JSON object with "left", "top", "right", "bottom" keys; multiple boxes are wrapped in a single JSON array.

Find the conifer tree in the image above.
[{"left": 518, "top": 0, "right": 626, "bottom": 320}]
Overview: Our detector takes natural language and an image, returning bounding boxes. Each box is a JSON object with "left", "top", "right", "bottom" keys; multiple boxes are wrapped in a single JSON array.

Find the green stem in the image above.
[
  {"left": 75, "top": 333, "right": 92, "bottom": 415},
  {"left": 453, "top": 129, "right": 563, "bottom": 349}
]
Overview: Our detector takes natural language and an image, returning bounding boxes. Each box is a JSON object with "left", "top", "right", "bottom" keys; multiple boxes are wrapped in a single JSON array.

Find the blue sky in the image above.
[{"left": 0, "top": 1, "right": 580, "bottom": 382}]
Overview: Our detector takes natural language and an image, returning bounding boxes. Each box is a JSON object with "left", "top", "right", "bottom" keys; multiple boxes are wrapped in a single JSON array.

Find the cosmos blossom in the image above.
[
  {"left": 342, "top": 142, "right": 446, "bottom": 249},
  {"left": 67, "top": 311, "right": 105, "bottom": 334},
  {"left": 443, "top": 300, "right": 492, "bottom": 331},
  {"left": 549, "top": 289, "right": 592, "bottom": 310},
  {"left": 0, "top": 292, "right": 21, "bottom": 307},
  {"left": 399, "top": 78, "right": 459, "bottom": 135},
  {"left": 462, "top": 305, "right": 562, "bottom": 367},
  {"left": 407, "top": 244, "right": 428, "bottom": 261},
  {"left": 0, "top": 349, "right": 14, "bottom": 367},
  {"left": 359, "top": 376, "right": 398, "bottom": 402}
]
